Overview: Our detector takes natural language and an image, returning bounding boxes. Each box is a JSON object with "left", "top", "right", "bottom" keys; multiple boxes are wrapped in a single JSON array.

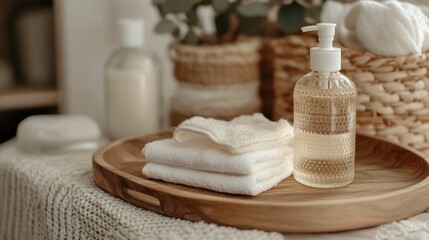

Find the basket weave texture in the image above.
[
  {"left": 173, "top": 39, "right": 261, "bottom": 85},
  {"left": 170, "top": 39, "right": 262, "bottom": 126},
  {"left": 272, "top": 34, "right": 429, "bottom": 153}
]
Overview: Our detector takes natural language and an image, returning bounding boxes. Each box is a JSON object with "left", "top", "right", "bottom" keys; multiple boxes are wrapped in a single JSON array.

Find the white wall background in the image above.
[{"left": 56, "top": 0, "right": 176, "bottom": 130}]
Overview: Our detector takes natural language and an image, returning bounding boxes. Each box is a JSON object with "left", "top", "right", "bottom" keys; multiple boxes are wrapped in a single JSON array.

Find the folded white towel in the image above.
[
  {"left": 143, "top": 139, "right": 292, "bottom": 175},
  {"left": 173, "top": 113, "right": 293, "bottom": 154},
  {"left": 17, "top": 115, "right": 105, "bottom": 153},
  {"left": 321, "top": 0, "right": 429, "bottom": 56},
  {"left": 142, "top": 157, "right": 293, "bottom": 196}
]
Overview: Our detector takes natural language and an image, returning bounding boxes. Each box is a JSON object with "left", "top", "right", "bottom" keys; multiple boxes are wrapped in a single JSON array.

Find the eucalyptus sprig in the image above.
[{"left": 153, "top": 0, "right": 324, "bottom": 45}]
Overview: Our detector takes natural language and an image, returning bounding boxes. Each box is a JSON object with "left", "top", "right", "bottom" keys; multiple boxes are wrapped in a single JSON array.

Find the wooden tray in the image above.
[{"left": 93, "top": 130, "right": 429, "bottom": 233}]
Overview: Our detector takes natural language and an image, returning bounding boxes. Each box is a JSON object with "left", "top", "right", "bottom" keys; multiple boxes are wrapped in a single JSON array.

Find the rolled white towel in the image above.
[
  {"left": 17, "top": 115, "right": 105, "bottom": 153},
  {"left": 143, "top": 138, "right": 292, "bottom": 175},
  {"left": 142, "top": 157, "right": 293, "bottom": 196},
  {"left": 320, "top": 0, "right": 355, "bottom": 45},
  {"left": 321, "top": 0, "right": 429, "bottom": 56},
  {"left": 173, "top": 113, "right": 294, "bottom": 154}
]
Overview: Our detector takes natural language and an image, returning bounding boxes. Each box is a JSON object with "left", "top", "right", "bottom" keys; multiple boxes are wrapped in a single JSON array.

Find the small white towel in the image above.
[
  {"left": 16, "top": 115, "right": 105, "bottom": 153},
  {"left": 173, "top": 113, "right": 294, "bottom": 154},
  {"left": 142, "top": 158, "right": 293, "bottom": 196},
  {"left": 321, "top": 0, "right": 429, "bottom": 56},
  {"left": 143, "top": 139, "right": 292, "bottom": 175}
]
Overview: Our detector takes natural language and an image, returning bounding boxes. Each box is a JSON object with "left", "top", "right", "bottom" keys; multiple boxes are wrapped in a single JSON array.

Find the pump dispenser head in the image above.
[{"left": 302, "top": 23, "right": 341, "bottom": 72}]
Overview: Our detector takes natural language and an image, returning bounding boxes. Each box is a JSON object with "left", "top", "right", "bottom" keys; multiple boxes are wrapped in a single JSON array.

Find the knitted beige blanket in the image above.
[{"left": 0, "top": 140, "right": 428, "bottom": 240}]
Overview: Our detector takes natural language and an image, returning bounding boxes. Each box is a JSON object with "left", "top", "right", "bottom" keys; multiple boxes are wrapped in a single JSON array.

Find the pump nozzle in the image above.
[
  {"left": 300, "top": 23, "right": 341, "bottom": 75},
  {"left": 302, "top": 23, "right": 336, "bottom": 48}
]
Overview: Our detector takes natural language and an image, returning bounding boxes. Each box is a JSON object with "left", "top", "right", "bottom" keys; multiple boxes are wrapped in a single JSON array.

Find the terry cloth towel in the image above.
[
  {"left": 142, "top": 156, "right": 293, "bottom": 196},
  {"left": 143, "top": 138, "right": 292, "bottom": 175},
  {"left": 16, "top": 114, "right": 105, "bottom": 153},
  {"left": 321, "top": 0, "right": 429, "bottom": 56},
  {"left": 173, "top": 113, "right": 294, "bottom": 154}
]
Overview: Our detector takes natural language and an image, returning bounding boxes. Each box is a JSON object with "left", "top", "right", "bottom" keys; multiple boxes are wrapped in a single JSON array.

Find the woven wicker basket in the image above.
[
  {"left": 170, "top": 98, "right": 261, "bottom": 126},
  {"left": 172, "top": 39, "right": 261, "bottom": 85},
  {"left": 170, "top": 39, "right": 262, "bottom": 126},
  {"left": 272, "top": 34, "right": 429, "bottom": 153}
]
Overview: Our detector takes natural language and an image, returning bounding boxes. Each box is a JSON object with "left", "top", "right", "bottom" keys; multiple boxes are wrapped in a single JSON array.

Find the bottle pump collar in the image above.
[
  {"left": 302, "top": 23, "right": 341, "bottom": 72},
  {"left": 118, "top": 19, "right": 144, "bottom": 48}
]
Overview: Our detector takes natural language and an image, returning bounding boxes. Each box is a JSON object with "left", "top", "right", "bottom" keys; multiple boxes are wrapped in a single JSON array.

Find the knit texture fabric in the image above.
[{"left": 1, "top": 139, "right": 429, "bottom": 240}]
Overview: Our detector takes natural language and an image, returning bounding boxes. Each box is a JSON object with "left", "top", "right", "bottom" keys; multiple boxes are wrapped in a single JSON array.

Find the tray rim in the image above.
[{"left": 93, "top": 129, "right": 429, "bottom": 207}]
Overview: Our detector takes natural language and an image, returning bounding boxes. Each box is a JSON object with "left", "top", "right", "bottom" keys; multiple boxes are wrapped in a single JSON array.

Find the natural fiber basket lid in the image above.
[{"left": 172, "top": 39, "right": 261, "bottom": 85}]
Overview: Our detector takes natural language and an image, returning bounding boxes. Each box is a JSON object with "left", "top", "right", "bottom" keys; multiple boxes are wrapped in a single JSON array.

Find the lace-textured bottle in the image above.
[{"left": 293, "top": 24, "right": 357, "bottom": 188}]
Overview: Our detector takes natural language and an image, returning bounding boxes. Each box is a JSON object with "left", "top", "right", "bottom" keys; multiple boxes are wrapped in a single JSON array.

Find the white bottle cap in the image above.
[
  {"left": 118, "top": 18, "right": 144, "bottom": 48},
  {"left": 301, "top": 23, "right": 341, "bottom": 72}
]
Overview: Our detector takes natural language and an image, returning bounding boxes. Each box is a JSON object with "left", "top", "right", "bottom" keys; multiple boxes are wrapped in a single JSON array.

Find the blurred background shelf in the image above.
[
  {"left": 0, "top": 0, "right": 59, "bottom": 143},
  {"left": 0, "top": 86, "right": 58, "bottom": 111}
]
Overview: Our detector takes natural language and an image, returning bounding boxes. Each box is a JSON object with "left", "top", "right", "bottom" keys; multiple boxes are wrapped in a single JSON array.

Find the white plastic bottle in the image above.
[
  {"left": 105, "top": 19, "right": 162, "bottom": 140},
  {"left": 293, "top": 23, "right": 357, "bottom": 188}
]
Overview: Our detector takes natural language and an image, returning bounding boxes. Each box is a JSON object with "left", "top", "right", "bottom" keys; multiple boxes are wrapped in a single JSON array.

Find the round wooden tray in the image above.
[{"left": 93, "top": 130, "right": 429, "bottom": 233}]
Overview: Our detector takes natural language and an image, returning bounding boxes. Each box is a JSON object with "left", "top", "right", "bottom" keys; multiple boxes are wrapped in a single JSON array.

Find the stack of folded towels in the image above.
[{"left": 142, "top": 113, "right": 294, "bottom": 196}]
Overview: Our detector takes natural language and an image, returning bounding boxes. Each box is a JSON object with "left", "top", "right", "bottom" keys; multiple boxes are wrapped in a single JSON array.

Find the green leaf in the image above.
[
  {"left": 152, "top": 0, "right": 165, "bottom": 5},
  {"left": 154, "top": 18, "right": 177, "bottom": 34},
  {"left": 184, "top": 29, "right": 199, "bottom": 44},
  {"left": 155, "top": 4, "right": 168, "bottom": 17},
  {"left": 186, "top": 10, "right": 199, "bottom": 26},
  {"left": 199, "top": 0, "right": 212, "bottom": 5},
  {"left": 269, "top": 0, "right": 283, "bottom": 6},
  {"left": 295, "top": 0, "right": 312, "bottom": 8},
  {"left": 214, "top": 11, "right": 230, "bottom": 36},
  {"left": 238, "top": 16, "right": 263, "bottom": 36},
  {"left": 172, "top": 27, "right": 181, "bottom": 38},
  {"left": 212, "top": 0, "right": 229, "bottom": 13},
  {"left": 165, "top": 0, "right": 193, "bottom": 14},
  {"left": 237, "top": 2, "right": 269, "bottom": 17},
  {"left": 277, "top": 2, "right": 306, "bottom": 34}
]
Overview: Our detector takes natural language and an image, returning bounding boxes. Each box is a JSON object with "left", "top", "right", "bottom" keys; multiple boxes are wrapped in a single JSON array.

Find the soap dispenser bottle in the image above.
[
  {"left": 293, "top": 23, "right": 357, "bottom": 188},
  {"left": 105, "top": 19, "right": 162, "bottom": 140}
]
